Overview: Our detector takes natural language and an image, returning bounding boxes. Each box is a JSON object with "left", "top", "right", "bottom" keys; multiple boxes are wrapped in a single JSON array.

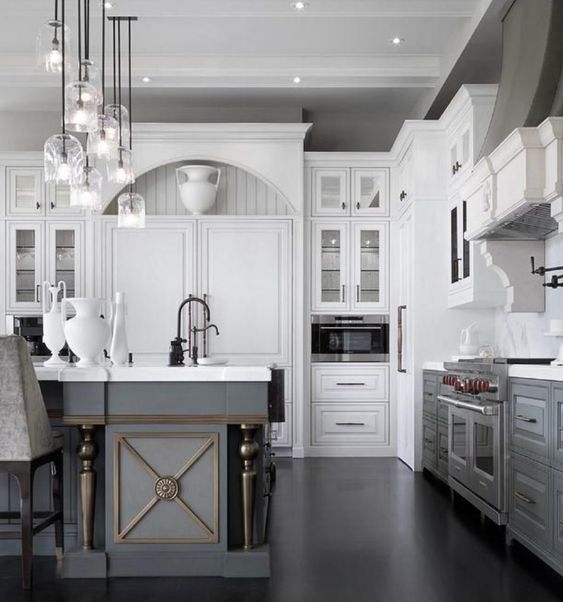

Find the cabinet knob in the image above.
[
  {"left": 36, "top": 201, "right": 41, "bottom": 210},
  {"left": 356, "top": 202, "right": 360, "bottom": 211},
  {"left": 399, "top": 190, "right": 407, "bottom": 201},
  {"left": 50, "top": 201, "right": 55, "bottom": 209},
  {"left": 341, "top": 202, "right": 346, "bottom": 211}
]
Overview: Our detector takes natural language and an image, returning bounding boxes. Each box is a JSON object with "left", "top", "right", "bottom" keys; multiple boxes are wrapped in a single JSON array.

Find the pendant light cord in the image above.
[
  {"left": 101, "top": 0, "right": 105, "bottom": 106},
  {"left": 117, "top": 19, "right": 122, "bottom": 148},
  {"left": 128, "top": 17, "right": 133, "bottom": 193},
  {"left": 85, "top": 0, "right": 90, "bottom": 61},
  {"left": 61, "top": 0, "right": 66, "bottom": 137},
  {"left": 112, "top": 17, "right": 116, "bottom": 105},
  {"left": 77, "top": 0, "right": 82, "bottom": 81}
]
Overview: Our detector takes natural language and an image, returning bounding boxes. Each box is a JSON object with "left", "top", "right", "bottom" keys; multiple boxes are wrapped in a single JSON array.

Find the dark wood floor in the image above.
[{"left": 1, "top": 458, "right": 563, "bottom": 601}]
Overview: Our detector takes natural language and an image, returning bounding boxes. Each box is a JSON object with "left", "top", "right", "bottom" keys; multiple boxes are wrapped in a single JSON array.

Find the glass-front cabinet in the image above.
[
  {"left": 449, "top": 198, "right": 470, "bottom": 286},
  {"left": 312, "top": 220, "right": 387, "bottom": 312},
  {"left": 312, "top": 169, "right": 349, "bottom": 216},
  {"left": 7, "top": 222, "right": 83, "bottom": 311},
  {"left": 351, "top": 169, "right": 388, "bottom": 216},
  {"left": 312, "top": 222, "right": 348, "bottom": 311}
]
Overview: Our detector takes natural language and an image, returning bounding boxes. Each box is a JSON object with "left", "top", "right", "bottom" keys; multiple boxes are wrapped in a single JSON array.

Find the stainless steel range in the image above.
[{"left": 439, "top": 358, "right": 552, "bottom": 525}]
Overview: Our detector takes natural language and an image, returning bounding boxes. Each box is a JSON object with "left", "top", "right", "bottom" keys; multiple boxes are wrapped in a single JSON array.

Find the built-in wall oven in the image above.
[{"left": 311, "top": 315, "right": 389, "bottom": 362}]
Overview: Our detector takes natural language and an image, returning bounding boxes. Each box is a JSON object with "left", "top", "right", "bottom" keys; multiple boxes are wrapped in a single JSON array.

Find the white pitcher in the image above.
[
  {"left": 176, "top": 165, "right": 221, "bottom": 214},
  {"left": 42, "top": 280, "right": 67, "bottom": 367},
  {"left": 460, "top": 322, "right": 479, "bottom": 355},
  {"left": 62, "top": 298, "right": 111, "bottom": 367}
]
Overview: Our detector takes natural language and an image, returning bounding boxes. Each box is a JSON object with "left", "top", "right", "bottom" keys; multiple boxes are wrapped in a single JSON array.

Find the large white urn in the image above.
[
  {"left": 42, "top": 280, "right": 67, "bottom": 367},
  {"left": 176, "top": 165, "right": 221, "bottom": 214},
  {"left": 62, "top": 298, "right": 111, "bottom": 367}
]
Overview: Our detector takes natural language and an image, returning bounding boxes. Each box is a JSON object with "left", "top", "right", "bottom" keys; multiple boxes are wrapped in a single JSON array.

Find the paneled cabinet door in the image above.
[
  {"left": 351, "top": 222, "right": 387, "bottom": 311},
  {"left": 448, "top": 121, "right": 472, "bottom": 186},
  {"left": 449, "top": 198, "right": 470, "bottom": 286},
  {"left": 199, "top": 220, "right": 291, "bottom": 365},
  {"left": 46, "top": 223, "right": 84, "bottom": 300},
  {"left": 7, "top": 222, "right": 43, "bottom": 310},
  {"left": 7, "top": 168, "right": 43, "bottom": 215},
  {"left": 312, "top": 221, "right": 349, "bottom": 311},
  {"left": 104, "top": 222, "right": 196, "bottom": 359},
  {"left": 46, "top": 182, "right": 82, "bottom": 215},
  {"left": 397, "top": 145, "right": 413, "bottom": 208},
  {"left": 312, "top": 169, "right": 349, "bottom": 216},
  {"left": 554, "top": 471, "right": 563, "bottom": 559},
  {"left": 352, "top": 169, "right": 388, "bottom": 216}
]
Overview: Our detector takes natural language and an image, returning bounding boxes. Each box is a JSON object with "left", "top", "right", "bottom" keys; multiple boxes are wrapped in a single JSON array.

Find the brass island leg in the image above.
[
  {"left": 239, "top": 424, "right": 260, "bottom": 550},
  {"left": 77, "top": 425, "right": 99, "bottom": 550}
]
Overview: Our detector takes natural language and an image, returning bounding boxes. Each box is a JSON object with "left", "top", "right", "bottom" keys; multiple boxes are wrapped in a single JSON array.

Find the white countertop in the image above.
[
  {"left": 34, "top": 363, "right": 272, "bottom": 382},
  {"left": 509, "top": 364, "right": 563, "bottom": 382},
  {"left": 422, "top": 362, "right": 445, "bottom": 372}
]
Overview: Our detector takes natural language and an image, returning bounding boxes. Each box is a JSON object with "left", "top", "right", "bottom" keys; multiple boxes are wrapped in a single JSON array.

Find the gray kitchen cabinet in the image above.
[
  {"left": 421, "top": 370, "right": 448, "bottom": 482},
  {"left": 552, "top": 385, "right": 563, "bottom": 470},
  {"left": 437, "top": 423, "right": 449, "bottom": 480},
  {"left": 422, "top": 417, "right": 438, "bottom": 471},
  {"left": 510, "top": 380, "right": 550, "bottom": 462},
  {"left": 554, "top": 470, "right": 563, "bottom": 560},
  {"left": 509, "top": 452, "right": 552, "bottom": 550}
]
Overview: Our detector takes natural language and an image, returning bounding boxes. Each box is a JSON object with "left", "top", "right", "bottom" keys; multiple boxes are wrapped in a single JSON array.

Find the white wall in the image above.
[{"left": 493, "top": 233, "right": 563, "bottom": 357}]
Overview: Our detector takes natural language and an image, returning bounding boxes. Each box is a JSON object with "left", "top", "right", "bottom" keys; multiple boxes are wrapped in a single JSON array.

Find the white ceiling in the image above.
[{"left": 0, "top": 0, "right": 498, "bottom": 150}]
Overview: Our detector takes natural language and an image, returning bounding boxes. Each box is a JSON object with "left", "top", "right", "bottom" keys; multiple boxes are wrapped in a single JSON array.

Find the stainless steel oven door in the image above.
[{"left": 440, "top": 394, "right": 503, "bottom": 509}]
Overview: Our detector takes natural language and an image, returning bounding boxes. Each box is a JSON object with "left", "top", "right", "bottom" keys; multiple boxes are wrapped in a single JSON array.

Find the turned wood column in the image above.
[
  {"left": 77, "top": 425, "right": 99, "bottom": 550},
  {"left": 239, "top": 424, "right": 260, "bottom": 550}
]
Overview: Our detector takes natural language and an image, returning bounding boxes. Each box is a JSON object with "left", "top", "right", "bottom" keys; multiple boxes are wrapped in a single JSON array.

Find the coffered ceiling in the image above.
[{"left": 0, "top": 0, "right": 501, "bottom": 150}]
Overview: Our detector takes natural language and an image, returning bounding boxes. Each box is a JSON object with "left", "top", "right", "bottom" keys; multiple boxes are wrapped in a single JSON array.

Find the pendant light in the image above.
[
  {"left": 71, "top": 161, "right": 103, "bottom": 209},
  {"left": 87, "top": 0, "right": 119, "bottom": 161},
  {"left": 36, "top": 0, "right": 72, "bottom": 74},
  {"left": 65, "top": 0, "right": 98, "bottom": 132},
  {"left": 107, "top": 17, "right": 133, "bottom": 186},
  {"left": 117, "top": 17, "right": 145, "bottom": 228},
  {"left": 44, "top": 0, "right": 84, "bottom": 186}
]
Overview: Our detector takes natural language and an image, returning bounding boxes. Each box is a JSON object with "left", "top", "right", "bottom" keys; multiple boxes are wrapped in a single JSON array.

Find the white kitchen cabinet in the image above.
[
  {"left": 396, "top": 145, "right": 414, "bottom": 210},
  {"left": 6, "top": 221, "right": 84, "bottom": 312},
  {"left": 7, "top": 168, "right": 81, "bottom": 217},
  {"left": 449, "top": 197, "right": 470, "bottom": 287},
  {"left": 312, "top": 167, "right": 389, "bottom": 217},
  {"left": 448, "top": 119, "right": 472, "bottom": 186},
  {"left": 103, "top": 221, "right": 196, "bottom": 359},
  {"left": 312, "top": 168, "right": 349, "bottom": 216},
  {"left": 312, "top": 403, "right": 389, "bottom": 446},
  {"left": 312, "top": 220, "right": 388, "bottom": 312},
  {"left": 199, "top": 220, "right": 291, "bottom": 365},
  {"left": 312, "top": 364, "right": 388, "bottom": 402}
]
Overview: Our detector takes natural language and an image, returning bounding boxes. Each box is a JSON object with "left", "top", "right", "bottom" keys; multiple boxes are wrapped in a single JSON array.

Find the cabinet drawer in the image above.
[
  {"left": 437, "top": 423, "right": 449, "bottom": 479},
  {"left": 422, "top": 418, "right": 437, "bottom": 469},
  {"left": 510, "top": 453, "right": 551, "bottom": 549},
  {"left": 312, "top": 404, "right": 388, "bottom": 446},
  {"left": 552, "top": 385, "right": 563, "bottom": 470},
  {"left": 271, "top": 403, "right": 292, "bottom": 448},
  {"left": 423, "top": 379, "right": 437, "bottom": 395},
  {"left": 423, "top": 392, "right": 436, "bottom": 418},
  {"left": 312, "top": 365, "right": 388, "bottom": 402},
  {"left": 437, "top": 397, "right": 449, "bottom": 424},
  {"left": 511, "top": 381, "right": 550, "bottom": 461}
]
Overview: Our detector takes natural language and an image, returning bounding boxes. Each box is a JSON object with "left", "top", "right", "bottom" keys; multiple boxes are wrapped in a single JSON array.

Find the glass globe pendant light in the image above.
[
  {"left": 72, "top": 159, "right": 103, "bottom": 210},
  {"left": 87, "top": 0, "right": 119, "bottom": 160},
  {"left": 36, "top": 0, "right": 72, "bottom": 74},
  {"left": 115, "top": 16, "right": 145, "bottom": 228},
  {"left": 65, "top": 0, "right": 98, "bottom": 133},
  {"left": 44, "top": 0, "right": 84, "bottom": 186}
]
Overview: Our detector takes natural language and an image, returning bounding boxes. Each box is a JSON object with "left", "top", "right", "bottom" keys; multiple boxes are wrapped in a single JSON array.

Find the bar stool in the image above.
[{"left": 0, "top": 336, "right": 64, "bottom": 589}]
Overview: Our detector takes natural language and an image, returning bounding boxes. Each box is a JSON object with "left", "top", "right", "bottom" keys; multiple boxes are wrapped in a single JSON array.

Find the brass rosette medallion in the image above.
[{"left": 154, "top": 476, "right": 179, "bottom": 501}]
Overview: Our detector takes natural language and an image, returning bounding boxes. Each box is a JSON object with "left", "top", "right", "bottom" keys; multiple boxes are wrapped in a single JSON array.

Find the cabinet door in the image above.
[
  {"left": 351, "top": 222, "right": 387, "bottom": 311},
  {"left": 7, "top": 222, "right": 43, "bottom": 311},
  {"left": 199, "top": 220, "right": 291, "bottom": 364},
  {"left": 422, "top": 418, "right": 437, "bottom": 470},
  {"left": 46, "top": 182, "right": 82, "bottom": 215},
  {"left": 46, "top": 223, "right": 84, "bottom": 299},
  {"left": 312, "top": 169, "right": 349, "bottom": 216},
  {"left": 312, "top": 221, "right": 349, "bottom": 311},
  {"left": 105, "top": 222, "right": 196, "bottom": 359},
  {"left": 7, "top": 168, "right": 44, "bottom": 215},
  {"left": 351, "top": 169, "right": 388, "bottom": 216},
  {"left": 397, "top": 146, "right": 413, "bottom": 208},
  {"left": 511, "top": 380, "right": 550, "bottom": 462},
  {"left": 450, "top": 204, "right": 461, "bottom": 284},
  {"left": 448, "top": 122, "right": 472, "bottom": 186},
  {"left": 552, "top": 385, "right": 563, "bottom": 470},
  {"left": 554, "top": 471, "right": 563, "bottom": 560}
]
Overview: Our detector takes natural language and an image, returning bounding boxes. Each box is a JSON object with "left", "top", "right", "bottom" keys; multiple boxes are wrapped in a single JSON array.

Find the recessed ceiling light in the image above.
[
  {"left": 291, "top": 1, "right": 308, "bottom": 11},
  {"left": 142, "top": 76, "right": 151, "bottom": 83},
  {"left": 293, "top": 76, "right": 301, "bottom": 84},
  {"left": 104, "top": 1, "right": 116, "bottom": 9},
  {"left": 391, "top": 37, "right": 404, "bottom": 45}
]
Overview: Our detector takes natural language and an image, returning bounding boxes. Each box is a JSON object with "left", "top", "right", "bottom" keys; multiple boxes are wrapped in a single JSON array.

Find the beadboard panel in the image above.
[{"left": 105, "top": 161, "right": 289, "bottom": 216}]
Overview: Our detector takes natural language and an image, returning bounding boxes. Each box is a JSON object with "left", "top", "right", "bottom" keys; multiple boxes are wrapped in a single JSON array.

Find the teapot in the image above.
[{"left": 460, "top": 322, "right": 479, "bottom": 355}]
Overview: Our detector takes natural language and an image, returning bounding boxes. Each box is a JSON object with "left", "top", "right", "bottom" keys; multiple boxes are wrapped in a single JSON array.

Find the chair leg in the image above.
[
  {"left": 52, "top": 450, "right": 64, "bottom": 560},
  {"left": 15, "top": 466, "right": 33, "bottom": 590}
]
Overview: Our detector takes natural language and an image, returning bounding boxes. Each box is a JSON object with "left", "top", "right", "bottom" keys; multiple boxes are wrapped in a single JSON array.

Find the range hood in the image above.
[{"left": 481, "top": 203, "right": 558, "bottom": 240}]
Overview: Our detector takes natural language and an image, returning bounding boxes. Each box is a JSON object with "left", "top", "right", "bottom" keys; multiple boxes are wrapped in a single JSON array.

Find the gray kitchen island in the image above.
[{"left": 32, "top": 364, "right": 273, "bottom": 578}]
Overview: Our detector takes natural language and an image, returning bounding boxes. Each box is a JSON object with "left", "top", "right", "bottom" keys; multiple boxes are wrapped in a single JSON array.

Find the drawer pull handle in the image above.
[
  {"left": 439, "top": 450, "right": 448, "bottom": 459},
  {"left": 514, "top": 491, "right": 535, "bottom": 505},
  {"left": 336, "top": 382, "right": 366, "bottom": 386},
  {"left": 335, "top": 422, "right": 365, "bottom": 426},
  {"left": 515, "top": 415, "right": 537, "bottom": 424},
  {"left": 424, "top": 438, "right": 434, "bottom": 445}
]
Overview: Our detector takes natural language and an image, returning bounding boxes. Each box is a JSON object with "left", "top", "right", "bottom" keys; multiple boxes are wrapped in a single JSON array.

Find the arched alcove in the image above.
[{"left": 104, "top": 159, "right": 292, "bottom": 216}]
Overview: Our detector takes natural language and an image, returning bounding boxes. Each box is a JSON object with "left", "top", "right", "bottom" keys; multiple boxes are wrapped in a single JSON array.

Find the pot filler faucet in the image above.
[{"left": 169, "top": 296, "right": 220, "bottom": 366}]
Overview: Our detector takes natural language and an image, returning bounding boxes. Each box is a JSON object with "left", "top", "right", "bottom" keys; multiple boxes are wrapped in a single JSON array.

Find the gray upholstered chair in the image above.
[{"left": 0, "top": 335, "right": 64, "bottom": 589}]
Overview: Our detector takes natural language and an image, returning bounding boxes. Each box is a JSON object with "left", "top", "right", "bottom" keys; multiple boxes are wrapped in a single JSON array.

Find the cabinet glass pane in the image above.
[
  {"left": 462, "top": 201, "right": 470, "bottom": 279},
  {"left": 474, "top": 422, "right": 494, "bottom": 477},
  {"left": 451, "top": 414, "right": 467, "bottom": 462},
  {"left": 462, "top": 130, "right": 470, "bottom": 165},
  {"left": 357, "top": 175, "right": 381, "bottom": 210},
  {"left": 53, "top": 184, "right": 71, "bottom": 209},
  {"left": 450, "top": 207, "right": 459, "bottom": 283},
  {"left": 14, "top": 175, "right": 37, "bottom": 210},
  {"left": 55, "top": 230, "right": 76, "bottom": 298},
  {"left": 320, "top": 229, "right": 341, "bottom": 303},
  {"left": 358, "top": 229, "right": 379, "bottom": 303},
  {"left": 319, "top": 176, "right": 343, "bottom": 210},
  {"left": 15, "top": 230, "right": 36, "bottom": 302}
]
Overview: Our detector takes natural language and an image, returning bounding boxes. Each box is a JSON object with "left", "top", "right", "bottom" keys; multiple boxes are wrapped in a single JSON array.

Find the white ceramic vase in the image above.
[
  {"left": 62, "top": 297, "right": 110, "bottom": 367},
  {"left": 110, "top": 291, "right": 129, "bottom": 366},
  {"left": 42, "top": 281, "right": 67, "bottom": 367},
  {"left": 176, "top": 165, "right": 221, "bottom": 214}
]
